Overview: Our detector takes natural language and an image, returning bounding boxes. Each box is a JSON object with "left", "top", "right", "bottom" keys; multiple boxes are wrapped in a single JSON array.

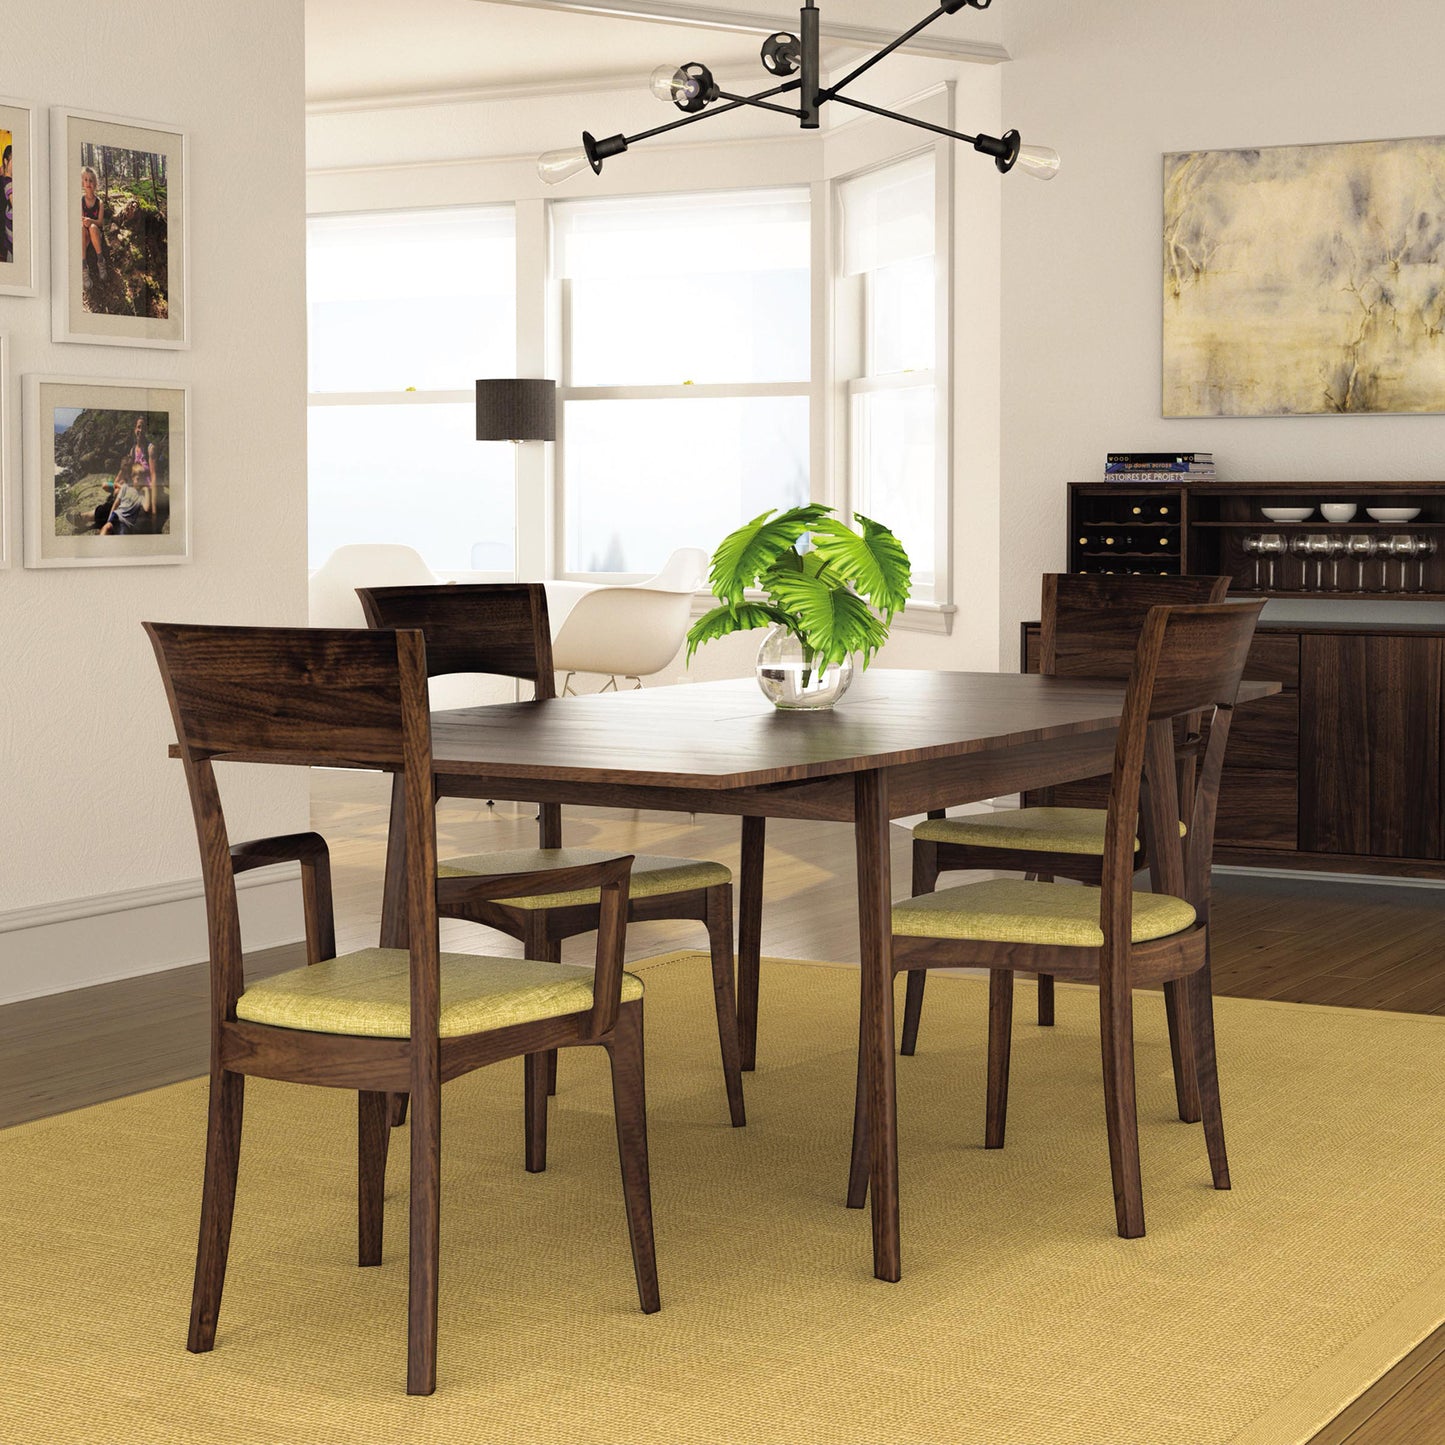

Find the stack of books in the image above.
[{"left": 1105, "top": 452, "right": 1215, "bottom": 481}]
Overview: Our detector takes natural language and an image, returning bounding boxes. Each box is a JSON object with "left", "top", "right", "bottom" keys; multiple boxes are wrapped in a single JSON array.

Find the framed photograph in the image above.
[
  {"left": 0, "top": 99, "right": 37, "bottom": 296},
  {"left": 24, "top": 375, "right": 189, "bottom": 567},
  {"left": 51, "top": 107, "right": 187, "bottom": 348}
]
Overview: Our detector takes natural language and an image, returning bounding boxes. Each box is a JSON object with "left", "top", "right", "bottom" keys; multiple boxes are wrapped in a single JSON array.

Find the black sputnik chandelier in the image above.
[{"left": 537, "top": 0, "right": 1059, "bottom": 185}]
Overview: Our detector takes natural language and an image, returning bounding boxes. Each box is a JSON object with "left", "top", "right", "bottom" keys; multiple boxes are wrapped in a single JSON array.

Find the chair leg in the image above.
[
  {"left": 736, "top": 816, "right": 765, "bottom": 1071},
  {"left": 899, "top": 840, "right": 939, "bottom": 1056},
  {"left": 899, "top": 972, "right": 927, "bottom": 1056},
  {"left": 358, "top": 1090, "right": 391, "bottom": 1267},
  {"left": 388, "top": 1093, "right": 409, "bottom": 1128},
  {"left": 187, "top": 1068, "right": 245, "bottom": 1354},
  {"left": 607, "top": 1002, "right": 660, "bottom": 1313},
  {"left": 524, "top": 1052, "right": 550, "bottom": 1173},
  {"left": 1030, "top": 873, "right": 1056, "bottom": 1027},
  {"left": 985, "top": 970, "right": 1014, "bottom": 1149},
  {"left": 1163, "top": 978, "right": 1203, "bottom": 1124},
  {"left": 406, "top": 1046, "right": 442, "bottom": 1397},
  {"left": 704, "top": 885, "right": 747, "bottom": 1127},
  {"left": 1098, "top": 966, "right": 1145, "bottom": 1239},
  {"left": 1187, "top": 953, "right": 1231, "bottom": 1190},
  {"left": 524, "top": 914, "right": 562, "bottom": 1096}
]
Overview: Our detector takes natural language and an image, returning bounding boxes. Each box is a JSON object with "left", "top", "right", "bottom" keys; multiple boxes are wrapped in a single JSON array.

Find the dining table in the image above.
[{"left": 384, "top": 666, "right": 1280, "bottom": 1283}]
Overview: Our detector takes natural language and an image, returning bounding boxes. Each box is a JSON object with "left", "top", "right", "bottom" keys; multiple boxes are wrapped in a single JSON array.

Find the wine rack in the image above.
[{"left": 1067, "top": 484, "right": 1185, "bottom": 577}]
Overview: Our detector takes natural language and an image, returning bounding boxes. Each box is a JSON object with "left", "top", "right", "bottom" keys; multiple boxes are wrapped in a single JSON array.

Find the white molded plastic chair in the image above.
[
  {"left": 308, "top": 544, "right": 485, "bottom": 709},
  {"left": 552, "top": 548, "right": 709, "bottom": 694},
  {"left": 308, "top": 545, "right": 439, "bottom": 628}
]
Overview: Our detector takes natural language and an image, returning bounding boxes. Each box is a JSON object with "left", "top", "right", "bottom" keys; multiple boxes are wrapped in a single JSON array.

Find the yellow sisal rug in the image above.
[{"left": 2, "top": 955, "right": 1443, "bottom": 1445}]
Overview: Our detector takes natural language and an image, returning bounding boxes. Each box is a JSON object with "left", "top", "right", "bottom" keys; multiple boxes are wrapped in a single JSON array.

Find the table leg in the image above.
[
  {"left": 736, "top": 816, "right": 766, "bottom": 1072},
  {"left": 854, "top": 769, "right": 900, "bottom": 1282}
]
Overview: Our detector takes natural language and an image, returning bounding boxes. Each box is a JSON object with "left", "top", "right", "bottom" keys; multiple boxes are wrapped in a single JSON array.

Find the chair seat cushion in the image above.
[
  {"left": 892, "top": 879, "right": 1197, "bottom": 947},
  {"left": 437, "top": 847, "right": 730, "bottom": 908},
  {"left": 235, "top": 948, "right": 643, "bottom": 1039},
  {"left": 913, "top": 806, "right": 1185, "bottom": 856}
]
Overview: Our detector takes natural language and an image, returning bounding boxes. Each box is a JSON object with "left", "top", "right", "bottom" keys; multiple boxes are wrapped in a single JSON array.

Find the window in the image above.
[
  {"left": 838, "top": 154, "right": 945, "bottom": 605},
  {"left": 306, "top": 208, "right": 517, "bottom": 571},
  {"left": 552, "top": 188, "right": 811, "bottom": 578}
]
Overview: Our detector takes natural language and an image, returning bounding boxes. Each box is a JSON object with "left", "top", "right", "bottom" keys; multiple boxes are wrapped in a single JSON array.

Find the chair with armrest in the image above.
[
  {"left": 145, "top": 620, "right": 657, "bottom": 1396},
  {"left": 902, "top": 572, "right": 1231, "bottom": 1119},
  {"left": 850, "top": 598, "right": 1265, "bottom": 1237},
  {"left": 357, "top": 582, "right": 746, "bottom": 1127}
]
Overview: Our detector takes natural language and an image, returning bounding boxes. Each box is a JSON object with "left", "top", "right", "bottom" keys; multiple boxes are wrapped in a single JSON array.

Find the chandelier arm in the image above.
[
  {"left": 828, "top": 92, "right": 979, "bottom": 146},
  {"left": 817, "top": 4, "right": 955, "bottom": 104},
  {"left": 715, "top": 90, "right": 806, "bottom": 119},
  {"left": 624, "top": 95, "right": 755, "bottom": 146}
]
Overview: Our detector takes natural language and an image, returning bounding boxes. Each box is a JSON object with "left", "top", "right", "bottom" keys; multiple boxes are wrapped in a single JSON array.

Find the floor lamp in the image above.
[{"left": 475, "top": 377, "right": 557, "bottom": 582}]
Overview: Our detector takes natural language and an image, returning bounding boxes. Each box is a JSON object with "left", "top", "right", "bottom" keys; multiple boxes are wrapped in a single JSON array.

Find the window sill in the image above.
[{"left": 891, "top": 602, "right": 956, "bottom": 636}]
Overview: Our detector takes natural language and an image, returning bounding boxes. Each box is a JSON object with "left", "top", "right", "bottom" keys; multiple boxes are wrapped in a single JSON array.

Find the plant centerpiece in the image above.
[{"left": 686, "top": 504, "right": 912, "bottom": 710}]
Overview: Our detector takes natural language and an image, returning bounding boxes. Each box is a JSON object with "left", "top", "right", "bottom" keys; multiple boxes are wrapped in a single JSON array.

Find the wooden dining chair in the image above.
[
  {"left": 850, "top": 598, "right": 1264, "bottom": 1238},
  {"left": 902, "top": 573, "right": 1231, "bottom": 1118},
  {"left": 356, "top": 583, "right": 745, "bottom": 1127},
  {"left": 145, "top": 621, "right": 658, "bottom": 1396}
]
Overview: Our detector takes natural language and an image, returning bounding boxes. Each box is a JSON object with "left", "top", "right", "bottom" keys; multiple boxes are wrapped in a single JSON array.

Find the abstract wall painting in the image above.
[{"left": 1163, "top": 136, "right": 1445, "bottom": 417}]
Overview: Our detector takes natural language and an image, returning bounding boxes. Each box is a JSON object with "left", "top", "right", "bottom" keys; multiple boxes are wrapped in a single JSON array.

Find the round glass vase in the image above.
[{"left": 755, "top": 625, "right": 854, "bottom": 711}]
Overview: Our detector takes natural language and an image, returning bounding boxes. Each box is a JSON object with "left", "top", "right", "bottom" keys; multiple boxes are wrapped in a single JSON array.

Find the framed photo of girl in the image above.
[
  {"left": 51, "top": 108, "right": 188, "bottom": 348},
  {"left": 0, "top": 99, "right": 37, "bottom": 296},
  {"left": 24, "top": 375, "right": 189, "bottom": 568}
]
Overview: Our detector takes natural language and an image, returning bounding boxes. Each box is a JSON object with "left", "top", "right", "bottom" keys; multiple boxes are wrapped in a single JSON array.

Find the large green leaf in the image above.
[
  {"left": 708, "top": 504, "right": 834, "bottom": 604},
  {"left": 765, "top": 571, "right": 890, "bottom": 667},
  {"left": 805, "top": 513, "right": 912, "bottom": 620},
  {"left": 685, "top": 601, "right": 794, "bottom": 663}
]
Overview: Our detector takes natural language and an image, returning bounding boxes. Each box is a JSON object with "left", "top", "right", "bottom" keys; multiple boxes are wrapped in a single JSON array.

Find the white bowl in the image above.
[
  {"left": 1320, "top": 503, "right": 1358, "bottom": 523},
  {"left": 1261, "top": 506, "right": 1314, "bottom": 522},
  {"left": 1366, "top": 507, "right": 1421, "bottom": 523}
]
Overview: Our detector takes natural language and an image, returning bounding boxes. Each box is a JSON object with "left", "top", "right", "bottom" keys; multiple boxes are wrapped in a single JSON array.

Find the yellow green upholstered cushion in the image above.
[
  {"left": 437, "top": 847, "right": 730, "bottom": 908},
  {"left": 892, "top": 878, "right": 1196, "bottom": 947},
  {"left": 235, "top": 948, "right": 643, "bottom": 1039},
  {"left": 912, "top": 806, "right": 1185, "bottom": 857}
]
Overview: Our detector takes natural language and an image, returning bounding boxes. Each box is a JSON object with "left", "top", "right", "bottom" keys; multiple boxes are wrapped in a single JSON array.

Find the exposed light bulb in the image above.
[
  {"left": 537, "top": 146, "right": 589, "bottom": 185},
  {"left": 1017, "top": 143, "right": 1061, "bottom": 181},
  {"left": 649, "top": 64, "right": 695, "bottom": 104}
]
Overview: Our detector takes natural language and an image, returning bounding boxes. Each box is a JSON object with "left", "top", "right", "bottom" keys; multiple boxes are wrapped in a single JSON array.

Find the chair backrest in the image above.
[
  {"left": 551, "top": 587, "right": 694, "bottom": 679},
  {"left": 308, "top": 544, "right": 439, "bottom": 629},
  {"left": 144, "top": 621, "right": 438, "bottom": 1025},
  {"left": 641, "top": 547, "right": 709, "bottom": 592},
  {"left": 1100, "top": 600, "right": 1265, "bottom": 946},
  {"left": 357, "top": 583, "right": 556, "bottom": 698},
  {"left": 1041, "top": 573, "right": 1231, "bottom": 678}
]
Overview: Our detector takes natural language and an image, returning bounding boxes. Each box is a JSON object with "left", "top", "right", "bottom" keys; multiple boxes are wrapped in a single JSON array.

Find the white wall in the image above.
[
  {"left": 0, "top": 0, "right": 310, "bottom": 1002},
  {"left": 998, "top": 0, "right": 1445, "bottom": 664}
]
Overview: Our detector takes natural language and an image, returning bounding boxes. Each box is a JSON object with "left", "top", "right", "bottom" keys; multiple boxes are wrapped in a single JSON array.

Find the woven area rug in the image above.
[{"left": 2, "top": 954, "right": 1443, "bottom": 1445}]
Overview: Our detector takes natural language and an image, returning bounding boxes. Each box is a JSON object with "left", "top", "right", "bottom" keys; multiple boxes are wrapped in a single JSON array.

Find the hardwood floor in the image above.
[{"left": 2, "top": 766, "right": 1442, "bottom": 1440}]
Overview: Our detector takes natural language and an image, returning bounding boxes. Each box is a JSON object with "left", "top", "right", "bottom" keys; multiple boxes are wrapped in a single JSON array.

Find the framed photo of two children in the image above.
[{"left": 50, "top": 107, "right": 188, "bottom": 348}]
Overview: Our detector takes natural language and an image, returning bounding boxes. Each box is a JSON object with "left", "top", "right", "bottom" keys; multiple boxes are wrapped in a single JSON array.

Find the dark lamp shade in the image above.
[{"left": 475, "top": 378, "right": 557, "bottom": 442}]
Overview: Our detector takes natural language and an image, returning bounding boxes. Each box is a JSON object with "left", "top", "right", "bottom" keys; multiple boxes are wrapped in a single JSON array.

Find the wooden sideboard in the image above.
[{"left": 1022, "top": 619, "right": 1445, "bottom": 880}]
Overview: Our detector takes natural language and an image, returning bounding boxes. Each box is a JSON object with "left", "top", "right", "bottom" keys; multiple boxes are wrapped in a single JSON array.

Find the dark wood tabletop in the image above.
[{"left": 428, "top": 669, "right": 1277, "bottom": 790}]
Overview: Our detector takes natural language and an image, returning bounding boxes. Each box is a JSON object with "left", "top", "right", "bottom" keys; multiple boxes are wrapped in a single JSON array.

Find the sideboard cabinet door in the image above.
[{"left": 1299, "top": 635, "right": 1443, "bottom": 858}]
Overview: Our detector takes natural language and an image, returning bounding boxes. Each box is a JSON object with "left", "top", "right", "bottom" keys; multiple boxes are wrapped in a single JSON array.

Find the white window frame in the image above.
[
  {"left": 551, "top": 185, "right": 820, "bottom": 585},
  {"left": 305, "top": 203, "right": 520, "bottom": 581},
  {"left": 830, "top": 129, "right": 956, "bottom": 631}
]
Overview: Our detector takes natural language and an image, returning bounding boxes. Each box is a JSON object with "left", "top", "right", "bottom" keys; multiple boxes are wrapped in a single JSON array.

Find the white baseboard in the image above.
[{"left": 0, "top": 865, "right": 304, "bottom": 1006}]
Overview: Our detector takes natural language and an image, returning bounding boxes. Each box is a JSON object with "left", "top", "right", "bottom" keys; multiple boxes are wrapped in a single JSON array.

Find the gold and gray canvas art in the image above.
[{"left": 1162, "top": 137, "right": 1445, "bottom": 417}]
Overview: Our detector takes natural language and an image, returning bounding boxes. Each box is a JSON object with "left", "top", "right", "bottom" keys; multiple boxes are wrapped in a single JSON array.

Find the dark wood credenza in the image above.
[{"left": 1023, "top": 620, "right": 1445, "bottom": 880}]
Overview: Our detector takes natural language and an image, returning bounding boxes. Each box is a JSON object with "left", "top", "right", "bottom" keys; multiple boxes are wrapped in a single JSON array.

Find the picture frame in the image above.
[
  {"left": 0, "top": 99, "right": 37, "bottom": 297},
  {"left": 24, "top": 375, "right": 189, "bottom": 568},
  {"left": 50, "top": 107, "right": 188, "bottom": 349}
]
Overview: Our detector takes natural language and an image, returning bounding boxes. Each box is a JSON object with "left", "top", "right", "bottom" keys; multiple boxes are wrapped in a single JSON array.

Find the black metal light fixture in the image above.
[{"left": 537, "top": 0, "right": 1059, "bottom": 186}]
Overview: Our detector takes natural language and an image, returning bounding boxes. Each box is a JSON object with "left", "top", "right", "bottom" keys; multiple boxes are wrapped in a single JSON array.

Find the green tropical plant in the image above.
[{"left": 686, "top": 504, "right": 912, "bottom": 673}]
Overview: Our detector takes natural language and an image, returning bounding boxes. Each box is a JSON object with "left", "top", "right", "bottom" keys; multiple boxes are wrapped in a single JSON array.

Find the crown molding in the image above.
[{"left": 471, "top": 0, "right": 1010, "bottom": 64}]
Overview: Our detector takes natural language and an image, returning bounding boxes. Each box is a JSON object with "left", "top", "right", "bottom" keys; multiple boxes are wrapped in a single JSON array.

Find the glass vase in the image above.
[{"left": 755, "top": 625, "right": 854, "bottom": 710}]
